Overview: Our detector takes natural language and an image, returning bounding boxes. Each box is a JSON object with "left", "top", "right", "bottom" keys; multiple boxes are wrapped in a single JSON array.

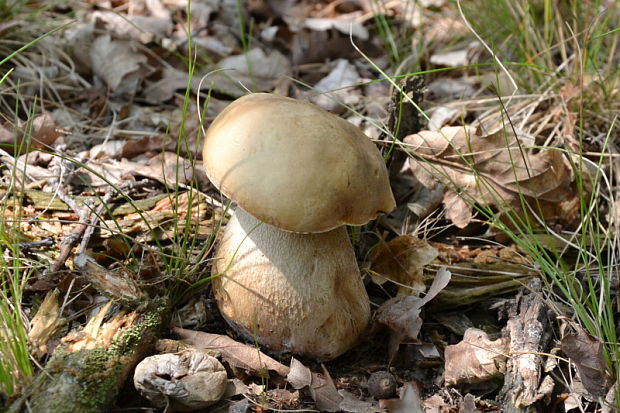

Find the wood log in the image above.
[
  {"left": 0, "top": 186, "right": 168, "bottom": 214},
  {"left": 8, "top": 297, "right": 169, "bottom": 413},
  {"left": 1, "top": 186, "right": 220, "bottom": 243}
]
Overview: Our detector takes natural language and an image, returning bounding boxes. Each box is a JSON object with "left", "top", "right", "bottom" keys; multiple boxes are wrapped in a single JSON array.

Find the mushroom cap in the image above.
[
  {"left": 213, "top": 209, "right": 371, "bottom": 360},
  {"left": 203, "top": 93, "right": 396, "bottom": 233}
]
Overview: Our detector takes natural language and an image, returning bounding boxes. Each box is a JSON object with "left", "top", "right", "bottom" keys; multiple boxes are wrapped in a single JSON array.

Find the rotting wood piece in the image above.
[
  {"left": 498, "top": 278, "right": 554, "bottom": 412},
  {"left": 73, "top": 253, "right": 145, "bottom": 306},
  {"left": 8, "top": 297, "right": 169, "bottom": 413},
  {"left": 383, "top": 75, "right": 425, "bottom": 177},
  {"left": 2, "top": 187, "right": 219, "bottom": 243},
  {"left": 0, "top": 186, "right": 168, "bottom": 214}
]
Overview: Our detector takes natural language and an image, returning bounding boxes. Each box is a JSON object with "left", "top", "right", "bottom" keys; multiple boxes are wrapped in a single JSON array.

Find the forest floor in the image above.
[{"left": 1, "top": 0, "right": 619, "bottom": 412}]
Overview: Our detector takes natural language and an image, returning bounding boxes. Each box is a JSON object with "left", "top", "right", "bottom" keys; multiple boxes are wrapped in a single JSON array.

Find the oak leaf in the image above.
[
  {"left": 369, "top": 235, "right": 438, "bottom": 296},
  {"left": 405, "top": 126, "right": 576, "bottom": 228}
]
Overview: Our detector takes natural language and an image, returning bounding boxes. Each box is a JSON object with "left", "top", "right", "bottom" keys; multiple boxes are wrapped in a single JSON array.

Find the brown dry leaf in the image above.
[
  {"left": 302, "top": 16, "right": 369, "bottom": 40},
  {"left": 310, "top": 59, "right": 360, "bottom": 113},
  {"left": 90, "top": 34, "right": 148, "bottom": 94},
  {"left": 0, "top": 122, "right": 16, "bottom": 149},
  {"left": 422, "top": 393, "right": 458, "bottom": 412},
  {"left": 429, "top": 41, "right": 480, "bottom": 67},
  {"left": 142, "top": 68, "right": 192, "bottom": 104},
  {"left": 561, "top": 323, "right": 615, "bottom": 398},
  {"left": 137, "top": 152, "right": 207, "bottom": 188},
  {"left": 75, "top": 157, "right": 128, "bottom": 188},
  {"left": 88, "top": 104, "right": 214, "bottom": 160},
  {"left": 31, "top": 112, "right": 64, "bottom": 149},
  {"left": 444, "top": 328, "right": 507, "bottom": 386},
  {"left": 379, "top": 382, "right": 423, "bottom": 413},
  {"left": 215, "top": 48, "right": 291, "bottom": 97},
  {"left": 89, "top": 140, "right": 125, "bottom": 160},
  {"left": 142, "top": 67, "right": 219, "bottom": 104},
  {"left": 338, "top": 390, "right": 382, "bottom": 413},
  {"left": 286, "top": 358, "right": 381, "bottom": 412},
  {"left": 421, "top": 394, "right": 448, "bottom": 412},
  {"left": 287, "top": 358, "right": 342, "bottom": 412},
  {"left": 173, "top": 327, "right": 290, "bottom": 379},
  {"left": 28, "top": 289, "right": 64, "bottom": 358},
  {"left": 275, "top": 2, "right": 372, "bottom": 62},
  {"left": 370, "top": 235, "right": 438, "bottom": 296},
  {"left": 112, "top": 152, "right": 209, "bottom": 189},
  {"left": 422, "top": 8, "right": 467, "bottom": 46},
  {"left": 562, "top": 392, "right": 584, "bottom": 411},
  {"left": 120, "top": 135, "right": 175, "bottom": 159},
  {"left": 428, "top": 106, "right": 462, "bottom": 130},
  {"left": 0, "top": 112, "right": 63, "bottom": 155},
  {"left": 286, "top": 357, "right": 313, "bottom": 388},
  {"left": 375, "top": 267, "right": 451, "bottom": 358},
  {"left": 90, "top": 10, "right": 173, "bottom": 44},
  {"left": 405, "top": 125, "right": 575, "bottom": 228},
  {"left": 290, "top": 27, "right": 363, "bottom": 64},
  {"left": 603, "top": 383, "right": 618, "bottom": 413}
]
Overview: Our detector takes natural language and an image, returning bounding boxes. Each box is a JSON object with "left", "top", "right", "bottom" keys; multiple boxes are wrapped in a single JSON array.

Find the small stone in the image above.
[{"left": 368, "top": 371, "right": 397, "bottom": 399}]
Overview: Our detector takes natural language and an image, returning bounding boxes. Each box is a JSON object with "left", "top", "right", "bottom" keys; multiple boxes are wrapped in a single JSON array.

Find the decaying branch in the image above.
[
  {"left": 499, "top": 279, "right": 554, "bottom": 412},
  {"left": 8, "top": 298, "right": 169, "bottom": 413}
]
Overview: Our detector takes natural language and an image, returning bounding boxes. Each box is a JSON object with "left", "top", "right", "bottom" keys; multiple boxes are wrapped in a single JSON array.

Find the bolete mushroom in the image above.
[{"left": 203, "top": 93, "right": 395, "bottom": 360}]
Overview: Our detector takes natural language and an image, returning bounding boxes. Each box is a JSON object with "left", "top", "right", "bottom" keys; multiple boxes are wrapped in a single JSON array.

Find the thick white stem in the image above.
[{"left": 212, "top": 209, "right": 370, "bottom": 360}]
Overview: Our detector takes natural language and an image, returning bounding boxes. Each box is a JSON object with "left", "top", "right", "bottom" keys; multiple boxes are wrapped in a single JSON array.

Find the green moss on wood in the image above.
[{"left": 10, "top": 297, "right": 169, "bottom": 413}]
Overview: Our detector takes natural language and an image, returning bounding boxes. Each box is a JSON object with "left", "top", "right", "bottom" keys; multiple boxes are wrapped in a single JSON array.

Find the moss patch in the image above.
[{"left": 10, "top": 297, "right": 169, "bottom": 413}]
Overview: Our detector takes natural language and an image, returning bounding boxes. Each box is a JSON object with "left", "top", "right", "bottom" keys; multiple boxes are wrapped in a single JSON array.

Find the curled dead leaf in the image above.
[
  {"left": 379, "top": 382, "right": 423, "bottom": 413},
  {"left": 0, "top": 113, "right": 63, "bottom": 155},
  {"left": 444, "top": 328, "right": 507, "bottom": 386},
  {"left": 173, "top": 327, "right": 290, "bottom": 379},
  {"left": 90, "top": 11, "right": 173, "bottom": 43},
  {"left": 310, "top": 59, "right": 360, "bottom": 113},
  {"left": 560, "top": 323, "right": 615, "bottom": 398},
  {"left": 370, "top": 235, "right": 438, "bottom": 296},
  {"left": 287, "top": 358, "right": 382, "bottom": 412},
  {"left": 215, "top": 48, "right": 291, "bottom": 97},
  {"left": 133, "top": 349, "right": 227, "bottom": 411},
  {"left": 405, "top": 125, "right": 579, "bottom": 228},
  {"left": 90, "top": 34, "right": 148, "bottom": 94},
  {"left": 288, "top": 358, "right": 342, "bottom": 412},
  {"left": 375, "top": 267, "right": 451, "bottom": 359}
]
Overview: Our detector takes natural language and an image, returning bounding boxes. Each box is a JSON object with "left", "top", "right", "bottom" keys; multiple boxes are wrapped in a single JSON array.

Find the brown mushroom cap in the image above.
[{"left": 203, "top": 93, "right": 396, "bottom": 233}]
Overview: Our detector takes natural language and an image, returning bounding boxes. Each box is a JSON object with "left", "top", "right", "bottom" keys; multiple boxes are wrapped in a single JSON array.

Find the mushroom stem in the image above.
[{"left": 212, "top": 208, "right": 370, "bottom": 360}]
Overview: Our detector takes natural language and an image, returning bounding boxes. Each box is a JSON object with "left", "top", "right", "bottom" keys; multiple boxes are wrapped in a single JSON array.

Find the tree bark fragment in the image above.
[
  {"left": 499, "top": 279, "right": 554, "bottom": 412},
  {"left": 8, "top": 298, "right": 169, "bottom": 413}
]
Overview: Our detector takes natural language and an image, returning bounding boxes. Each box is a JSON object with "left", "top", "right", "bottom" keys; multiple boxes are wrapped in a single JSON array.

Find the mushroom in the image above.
[{"left": 203, "top": 93, "right": 395, "bottom": 360}]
